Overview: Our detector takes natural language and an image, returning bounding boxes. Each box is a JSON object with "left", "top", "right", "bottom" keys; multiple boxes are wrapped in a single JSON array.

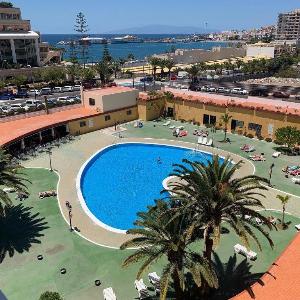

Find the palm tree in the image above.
[
  {"left": 164, "top": 59, "right": 176, "bottom": 80},
  {"left": 158, "top": 59, "right": 166, "bottom": 78},
  {"left": 120, "top": 200, "right": 218, "bottom": 300},
  {"left": 111, "top": 60, "right": 121, "bottom": 79},
  {"left": 0, "top": 149, "right": 29, "bottom": 206},
  {"left": 276, "top": 194, "right": 291, "bottom": 229},
  {"left": 166, "top": 156, "right": 274, "bottom": 262},
  {"left": 186, "top": 65, "right": 199, "bottom": 84},
  {"left": 148, "top": 57, "right": 162, "bottom": 81},
  {"left": 93, "top": 62, "right": 113, "bottom": 85},
  {"left": 220, "top": 113, "right": 232, "bottom": 142}
]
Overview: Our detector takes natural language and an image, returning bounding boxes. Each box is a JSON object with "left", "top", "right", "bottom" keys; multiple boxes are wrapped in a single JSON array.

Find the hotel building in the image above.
[{"left": 276, "top": 9, "right": 300, "bottom": 41}]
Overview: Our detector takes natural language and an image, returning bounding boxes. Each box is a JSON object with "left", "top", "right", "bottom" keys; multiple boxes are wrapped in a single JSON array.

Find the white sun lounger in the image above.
[
  {"left": 148, "top": 272, "right": 160, "bottom": 285},
  {"left": 197, "top": 136, "right": 203, "bottom": 144},
  {"left": 202, "top": 137, "right": 208, "bottom": 145},
  {"left": 292, "top": 177, "right": 300, "bottom": 184},
  {"left": 206, "top": 138, "right": 213, "bottom": 146},
  {"left": 234, "top": 244, "right": 257, "bottom": 260},
  {"left": 163, "top": 121, "right": 171, "bottom": 126},
  {"left": 176, "top": 126, "right": 184, "bottom": 130},
  {"left": 272, "top": 151, "right": 281, "bottom": 158},
  {"left": 295, "top": 224, "right": 300, "bottom": 230},
  {"left": 169, "top": 125, "right": 175, "bottom": 129},
  {"left": 245, "top": 146, "right": 255, "bottom": 152},
  {"left": 103, "top": 287, "right": 117, "bottom": 300},
  {"left": 134, "top": 279, "right": 149, "bottom": 299}
]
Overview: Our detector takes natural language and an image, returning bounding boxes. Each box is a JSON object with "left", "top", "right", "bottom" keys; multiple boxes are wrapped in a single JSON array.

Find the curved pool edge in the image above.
[{"left": 76, "top": 141, "right": 230, "bottom": 234}]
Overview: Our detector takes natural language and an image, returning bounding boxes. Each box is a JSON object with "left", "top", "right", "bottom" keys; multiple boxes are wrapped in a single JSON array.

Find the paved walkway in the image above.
[{"left": 24, "top": 130, "right": 300, "bottom": 248}]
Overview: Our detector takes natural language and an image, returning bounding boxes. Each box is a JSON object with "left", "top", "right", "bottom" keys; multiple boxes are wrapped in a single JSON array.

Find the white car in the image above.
[
  {"left": 57, "top": 96, "right": 69, "bottom": 103},
  {"left": 39, "top": 87, "right": 52, "bottom": 95},
  {"left": 25, "top": 99, "right": 44, "bottom": 109},
  {"left": 0, "top": 105, "right": 11, "bottom": 114},
  {"left": 52, "top": 87, "right": 62, "bottom": 93},
  {"left": 73, "top": 85, "right": 81, "bottom": 91},
  {"left": 231, "top": 88, "right": 248, "bottom": 95},
  {"left": 218, "top": 87, "right": 231, "bottom": 93},
  {"left": 62, "top": 86, "right": 73, "bottom": 92},
  {"left": 208, "top": 86, "right": 217, "bottom": 92},
  {"left": 10, "top": 103, "right": 28, "bottom": 112},
  {"left": 28, "top": 89, "right": 39, "bottom": 96}
]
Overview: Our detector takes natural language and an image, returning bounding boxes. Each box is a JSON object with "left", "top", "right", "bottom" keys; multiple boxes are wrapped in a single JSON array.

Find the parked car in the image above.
[
  {"left": 231, "top": 88, "right": 248, "bottom": 95},
  {"left": 201, "top": 86, "right": 210, "bottom": 92},
  {"left": 52, "top": 87, "right": 62, "bottom": 93},
  {"left": 208, "top": 86, "right": 217, "bottom": 92},
  {"left": 0, "top": 105, "right": 11, "bottom": 115},
  {"left": 218, "top": 87, "right": 230, "bottom": 93},
  {"left": 62, "top": 86, "right": 74, "bottom": 92},
  {"left": 10, "top": 103, "right": 28, "bottom": 112},
  {"left": 73, "top": 85, "right": 81, "bottom": 91},
  {"left": 170, "top": 75, "right": 177, "bottom": 81},
  {"left": 140, "top": 76, "right": 153, "bottom": 82},
  {"left": 14, "top": 89, "right": 28, "bottom": 98},
  {"left": 39, "top": 87, "right": 52, "bottom": 95},
  {"left": 273, "top": 91, "right": 290, "bottom": 99},
  {"left": 0, "top": 92, "right": 14, "bottom": 100},
  {"left": 28, "top": 89, "right": 39, "bottom": 97},
  {"left": 249, "top": 88, "right": 269, "bottom": 97},
  {"left": 25, "top": 99, "right": 44, "bottom": 109},
  {"left": 189, "top": 84, "right": 201, "bottom": 91}
]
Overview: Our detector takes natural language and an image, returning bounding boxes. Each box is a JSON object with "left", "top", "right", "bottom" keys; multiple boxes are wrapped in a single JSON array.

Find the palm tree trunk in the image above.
[
  {"left": 204, "top": 227, "right": 213, "bottom": 261},
  {"left": 282, "top": 205, "right": 285, "bottom": 226},
  {"left": 172, "top": 269, "right": 184, "bottom": 300}
]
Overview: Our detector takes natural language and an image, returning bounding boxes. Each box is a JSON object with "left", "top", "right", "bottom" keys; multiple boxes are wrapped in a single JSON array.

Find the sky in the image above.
[{"left": 13, "top": 0, "right": 300, "bottom": 34}]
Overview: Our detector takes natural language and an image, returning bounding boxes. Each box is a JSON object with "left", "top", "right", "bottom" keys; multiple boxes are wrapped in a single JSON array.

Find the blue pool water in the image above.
[{"left": 80, "top": 143, "right": 215, "bottom": 231}]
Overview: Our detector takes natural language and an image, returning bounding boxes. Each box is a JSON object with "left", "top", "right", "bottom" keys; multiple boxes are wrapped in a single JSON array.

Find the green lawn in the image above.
[
  {"left": 122, "top": 120, "right": 300, "bottom": 197},
  {"left": 0, "top": 168, "right": 299, "bottom": 300}
]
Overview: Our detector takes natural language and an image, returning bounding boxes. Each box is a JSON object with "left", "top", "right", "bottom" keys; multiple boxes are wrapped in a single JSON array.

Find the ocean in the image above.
[{"left": 42, "top": 34, "right": 229, "bottom": 62}]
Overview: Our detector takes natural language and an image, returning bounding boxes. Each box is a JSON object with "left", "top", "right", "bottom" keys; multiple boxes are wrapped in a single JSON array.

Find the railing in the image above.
[{"left": 0, "top": 104, "right": 82, "bottom": 123}]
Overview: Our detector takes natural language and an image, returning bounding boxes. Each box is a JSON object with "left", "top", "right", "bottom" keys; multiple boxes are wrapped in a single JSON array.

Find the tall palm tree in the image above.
[
  {"left": 164, "top": 59, "right": 176, "bottom": 80},
  {"left": 120, "top": 200, "right": 218, "bottom": 300},
  {"left": 93, "top": 62, "right": 113, "bottom": 85},
  {"left": 186, "top": 65, "right": 199, "bottom": 84},
  {"left": 148, "top": 57, "right": 161, "bottom": 81},
  {"left": 111, "top": 60, "right": 121, "bottom": 79},
  {"left": 276, "top": 194, "right": 291, "bottom": 228},
  {"left": 0, "top": 149, "right": 29, "bottom": 206},
  {"left": 220, "top": 113, "right": 232, "bottom": 142},
  {"left": 166, "top": 156, "right": 274, "bottom": 262}
]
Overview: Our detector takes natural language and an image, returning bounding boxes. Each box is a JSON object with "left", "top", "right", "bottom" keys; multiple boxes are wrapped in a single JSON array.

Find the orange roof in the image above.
[
  {"left": 232, "top": 233, "right": 300, "bottom": 300},
  {"left": 164, "top": 88, "right": 300, "bottom": 117},
  {"left": 0, "top": 107, "right": 99, "bottom": 146}
]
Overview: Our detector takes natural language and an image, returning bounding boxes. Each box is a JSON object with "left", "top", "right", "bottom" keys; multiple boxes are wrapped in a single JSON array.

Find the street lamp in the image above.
[
  {"left": 47, "top": 149, "right": 53, "bottom": 171},
  {"left": 269, "top": 162, "right": 275, "bottom": 186}
]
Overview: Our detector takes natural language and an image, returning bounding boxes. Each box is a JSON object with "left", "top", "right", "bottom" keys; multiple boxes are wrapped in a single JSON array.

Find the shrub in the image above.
[
  {"left": 246, "top": 133, "right": 254, "bottom": 139},
  {"left": 274, "top": 139, "right": 284, "bottom": 145},
  {"left": 265, "top": 137, "right": 273, "bottom": 143},
  {"left": 39, "top": 291, "right": 63, "bottom": 300},
  {"left": 258, "top": 136, "right": 264, "bottom": 140}
]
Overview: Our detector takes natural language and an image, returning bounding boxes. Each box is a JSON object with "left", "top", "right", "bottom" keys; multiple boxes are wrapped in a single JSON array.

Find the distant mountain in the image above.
[{"left": 105, "top": 24, "right": 216, "bottom": 34}]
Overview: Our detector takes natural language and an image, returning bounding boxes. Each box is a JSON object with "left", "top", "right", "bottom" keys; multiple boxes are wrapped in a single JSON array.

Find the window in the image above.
[
  {"left": 89, "top": 98, "right": 95, "bottom": 106},
  {"left": 127, "top": 110, "right": 132, "bottom": 115},
  {"left": 105, "top": 115, "right": 111, "bottom": 121},
  {"left": 80, "top": 121, "right": 86, "bottom": 127},
  {"left": 248, "top": 123, "right": 262, "bottom": 132}
]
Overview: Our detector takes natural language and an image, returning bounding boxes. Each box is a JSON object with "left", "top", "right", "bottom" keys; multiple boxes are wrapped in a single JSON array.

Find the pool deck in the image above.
[{"left": 24, "top": 129, "right": 300, "bottom": 248}]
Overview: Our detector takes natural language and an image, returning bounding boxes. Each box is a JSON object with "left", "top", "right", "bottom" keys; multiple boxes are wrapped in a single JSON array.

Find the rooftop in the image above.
[
  {"left": 0, "top": 106, "right": 99, "bottom": 146},
  {"left": 83, "top": 86, "right": 137, "bottom": 96}
]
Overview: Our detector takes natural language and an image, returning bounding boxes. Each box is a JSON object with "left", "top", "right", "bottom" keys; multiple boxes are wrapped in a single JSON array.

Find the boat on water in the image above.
[
  {"left": 110, "top": 35, "right": 143, "bottom": 44},
  {"left": 79, "top": 37, "right": 108, "bottom": 45}
]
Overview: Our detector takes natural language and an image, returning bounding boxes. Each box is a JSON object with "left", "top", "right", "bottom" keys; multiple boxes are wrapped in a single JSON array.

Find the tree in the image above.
[
  {"left": 0, "top": 149, "right": 29, "bottom": 206},
  {"left": 39, "top": 291, "right": 63, "bottom": 300},
  {"left": 74, "top": 12, "right": 89, "bottom": 68},
  {"left": 13, "top": 75, "right": 27, "bottom": 89},
  {"left": 41, "top": 67, "right": 65, "bottom": 87},
  {"left": 120, "top": 200, "right": 218, "bottom": 300},
  {"left": 111, "top": 60, "right": 121, "bottom": 79},
  {"left": 275, "top": 126, "right": 300, "bottom": 151},
  {"left": 164, "top": 59, "right": 176, "bottom": 80},
  {"left": 166, "top": 155, "right": 274, "bottom": 262},
  {"left": 102, "top": 44, "right": 113, "bottom": 64},
  {"left": 220, "top": 113, "right": 232, "bottom": 142},
  {"left": 80, "top": 67, "right": 95, "bottom": 81},
  {"left": 186, "top": 65, "right": 199, "bottom": 84},
  {"left": 0, "top": 2, "right": 13, "bottom": 8},
  {"left": 276, "top": 194, "right": 291, "bottom": 229},
  {"left": 148, "top": 57, "right": 161, "bottom": 81},
  {"left": 127, "top": 53, "right": 135, "bottom": 61},
  {"left": 65, "top": 64, "right": 81, "bottom": 83},
  {"left": 94, "top": 62, "right": 113, "bottom": 85}
]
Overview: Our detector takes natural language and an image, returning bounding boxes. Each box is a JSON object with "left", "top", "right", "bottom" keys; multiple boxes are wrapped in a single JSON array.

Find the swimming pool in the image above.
[{"left": 78, "top": 143, "right": 216, "bottom": 233}]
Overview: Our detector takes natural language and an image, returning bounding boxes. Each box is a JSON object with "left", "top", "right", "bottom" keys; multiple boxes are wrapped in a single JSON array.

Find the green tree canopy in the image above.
[
  {"left": 275, "top": 126, "right": 300, "bottom": 150},
  {"left": 0, "top": 2, "right": 13, "bottom": 8}
]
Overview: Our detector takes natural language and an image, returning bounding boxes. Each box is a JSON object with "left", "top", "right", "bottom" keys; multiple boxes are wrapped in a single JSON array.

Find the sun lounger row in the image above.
[
  {"left": 234, "top": 244, "right": 257, "bottom": 260},
  {"left": 198, "top": 137, "right": 213, "bottom": 146},
  {"left": 39, "top": 190, "right": 57, "bottom": 199},
  {"left": 240, "top": 144, "right": 255, "bottom": 152},
  {"left": 249, "top": 154, "right": 266, "bottom": 161}
]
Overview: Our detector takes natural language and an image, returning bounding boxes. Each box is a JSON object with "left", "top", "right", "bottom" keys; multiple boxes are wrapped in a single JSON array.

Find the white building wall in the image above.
[{"left": 246, "top": 45, "right": 275, "bottom": 58}]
